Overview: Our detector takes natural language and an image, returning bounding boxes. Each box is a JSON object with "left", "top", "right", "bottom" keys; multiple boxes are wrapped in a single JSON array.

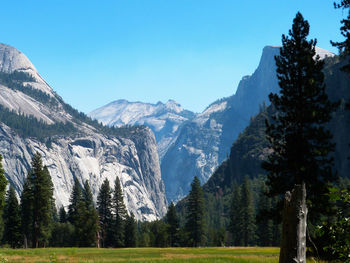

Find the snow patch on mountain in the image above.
[{"left": 315, "top": 47, "right": 335, "bottom": 59}]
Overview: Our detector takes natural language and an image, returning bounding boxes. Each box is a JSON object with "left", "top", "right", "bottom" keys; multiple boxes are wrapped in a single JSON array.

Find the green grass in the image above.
[{"left": 0, "top": 247, "right": 325, "bottom": 263}]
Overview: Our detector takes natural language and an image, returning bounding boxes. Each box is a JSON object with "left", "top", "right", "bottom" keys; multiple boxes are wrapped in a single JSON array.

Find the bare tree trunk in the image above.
[
  {"left": 24, "top": 235, "right": 28, "bottom": 249},
  {"left": 279, "top": 183, "right": 307, "bottom": 263},
  {"left": 96, "top": 230, "right": 100, "bottom": 248}
]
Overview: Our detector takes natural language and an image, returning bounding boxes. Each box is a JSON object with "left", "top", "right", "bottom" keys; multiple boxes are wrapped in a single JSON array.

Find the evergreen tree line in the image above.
[
  {"left": 164, "top": 176, "right": 281, "bottom": 248},
  {"left": 0, "top": 154, "right": 277, "bottom": 249},
  {"left": 0, "top": 152, "right": 139, "bottom": 248},
  {"left": 0, "top": 104, "right": 76, "bottom": 142},
  {"left": 0, "top": 71, "right": 57, "bottom": 108}
]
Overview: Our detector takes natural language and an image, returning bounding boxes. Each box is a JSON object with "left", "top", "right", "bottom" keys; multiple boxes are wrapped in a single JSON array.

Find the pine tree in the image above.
[
  {"left": 185, "top": 176, "right": 205, "bottom": 247},
  {"left": 67, "top": 178, "right": 83, "bottom": 246},
  {"left": 78, "top": 180, "right": 99, "bottom": 247},
  {"left": 49, "top": 221, "right": 74, "bottom": 247},
  {"left": 50, "top": 206, "right": 74, "bottom": 247},
  {"left": 124, "top": 212, "right": 137, "bottom": 247},
  {"left": 240, "top": 177, "right": 257, "bottom": 246},
  {"left": 20, "top": 153, "right": 54, "bottom": 248},
  {"left": 58, "top": 206, "right": 67, "bottom": 223},
  {"left": 68, "top": 178, "right": 82, "bottom": 225},
  {"left": 97, "top": 178, "right": 113, "bottom": 248},
  {"left": 256, "top": 182, "right": 274, "bottom": 246},
  {"left": 113, "top": 177, "right": 127, "bottom": 247},
  {"left": 0, "top": 155, "right": 7, "bottom": 241},
  {"left": 165, "top": 202, "right": 179, "bottom": 247},
  {"left": 262, "top": 12, "right": 337, "bottom": 221},
  {"left": 332, "top": 0, "right": 350, "bottom": 72},
  {"left": 229, "top": 183, "right": 243, "bottom": 246},
  {"left": 150, "top": 220, "right": 168, "bottom": 247},
  {"left": 20, "top": 179, "right": 33, "bottom": 248},
  {"left": 3, "top": 186, "right": 21, "bottom": 248}
]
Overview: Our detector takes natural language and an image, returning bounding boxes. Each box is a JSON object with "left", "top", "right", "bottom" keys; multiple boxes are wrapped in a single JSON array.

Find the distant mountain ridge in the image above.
[
  {"left": 175, "top": 54, "right": 350, "bottom": 236},
  {"left": 91, "top": 45, "right": 335, "bottom": 202},
  {"left": 89, "top": 99, "right": 195, "bottom": 159},
  {"left": 0, "top": 43, "right": 167, "bottom": 221}
]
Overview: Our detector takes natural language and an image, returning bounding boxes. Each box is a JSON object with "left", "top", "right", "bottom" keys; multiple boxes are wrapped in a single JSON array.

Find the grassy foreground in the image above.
[
  {"left": 0, "top": 247, "right": 328, "bottom": 263},
  {"left": 0, "top": 247, "right": 280, "bottom": 263}
]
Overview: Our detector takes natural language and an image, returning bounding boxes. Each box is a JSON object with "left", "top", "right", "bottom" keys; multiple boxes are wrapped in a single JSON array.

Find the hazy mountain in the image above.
[
  {"left": 0, "top": 43, "right": 167, "bottom": 221},
  {"left": 89, "top": 99, "right": 195, "bottom": 159}
]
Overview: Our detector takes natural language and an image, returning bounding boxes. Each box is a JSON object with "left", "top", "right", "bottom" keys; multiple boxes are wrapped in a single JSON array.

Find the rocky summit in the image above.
[{"left": 89, "top": 99, "right": 195, "bottom": 160}]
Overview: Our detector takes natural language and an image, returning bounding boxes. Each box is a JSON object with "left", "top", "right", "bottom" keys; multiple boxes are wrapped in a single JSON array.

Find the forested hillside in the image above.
[{"left": 175, "top": 54, "right": 350, "bottom": 246}]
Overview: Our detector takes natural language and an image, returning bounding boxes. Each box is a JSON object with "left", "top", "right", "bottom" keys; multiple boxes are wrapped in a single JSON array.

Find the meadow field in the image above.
[
  {"left": 0, "top": 247, "right": 281, "bottom": 263},
  {"left": 0, "top": 247, "right": 329, "bottom": 263}
]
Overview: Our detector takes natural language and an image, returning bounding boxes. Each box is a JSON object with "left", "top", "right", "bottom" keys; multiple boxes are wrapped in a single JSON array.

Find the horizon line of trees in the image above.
[
  {"left": 0, "top": 152, "right": 140, "bottom": 248},
  {"left": 0, "top": 150, "right": 282, "bottom": 249}
]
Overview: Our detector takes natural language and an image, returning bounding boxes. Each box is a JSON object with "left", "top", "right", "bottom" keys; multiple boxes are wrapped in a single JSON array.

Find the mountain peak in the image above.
[
  {"left": 261, "top": 45, "right": 335, "bottom": 60},
  {"left": 0, "top": 43, "right": 38, "bottom": 74},
  {"left": 314, "top": 46, "right": 335, "bottom": 59},
  {"left": 0, "top": 43, "right": 53, "bottom": 96},
  {"left": 165, "top": 99, "right": 183, "bottom": 113}
]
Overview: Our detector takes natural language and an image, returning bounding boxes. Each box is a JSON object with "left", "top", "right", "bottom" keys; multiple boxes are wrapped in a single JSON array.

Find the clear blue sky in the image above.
[{"left": 0, "top": 0, "right": 345, "bottom": 113}]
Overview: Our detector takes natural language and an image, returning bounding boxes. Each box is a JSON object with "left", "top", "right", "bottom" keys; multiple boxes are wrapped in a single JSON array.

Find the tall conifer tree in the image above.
[
  {"left": 124, "top": 212, "right": 137, "bottom": 247},
  {"left": 58, "top": 206, "right": 67, "bottom": 223},
  {"left": 113, "top": 177, "right": 127, "bottom": 247},
  {"left": 97, "top": 178, "right": 113, "bottom": 248},
  {"left": 240, "top": 177, "right": 257, "bottom": 246},
  {"left": 257, "top": 182, "right": 274, "bottom": 246},
  {"left": 68, "top": 178, "right": 82, "bottom": 224},
  {"left": 3, "top": 186, "right": 21, "bottom": 248},
  {"left": 78, "top": 181, "right": 99, "bottom": 247},
  {"left": 229, "top": 183, "right": 243, "bottom": 246},
  {"left": 0, "top": 155, "right": 7, "bottom": 241},
  {"left": 67, "top": 178, "right": 86, "bottom": 246},
  {"left": 20, "top": 179, "right": 33, "bottom": 248},
  {"left": 20, "top": 153, "right": 54, "bottom": 248},
  {"left": 165, "top": 202, "right": 179, "bottom": 247},
  {"left": 185, "top": 176, "right": 205, "bottom": 247},
  {"left": 262, "top": 13, "right": 337, "bottom": 221},
  {"left": 332, "top": 0, "right": 350, "bottom": 71}
]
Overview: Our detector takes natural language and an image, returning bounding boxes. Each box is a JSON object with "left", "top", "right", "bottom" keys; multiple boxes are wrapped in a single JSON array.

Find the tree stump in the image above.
[{"left": 279, "top": 183, "right": 307, "bottom": 263}]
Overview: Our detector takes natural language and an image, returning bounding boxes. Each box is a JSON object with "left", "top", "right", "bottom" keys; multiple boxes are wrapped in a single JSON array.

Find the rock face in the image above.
[
  {"left": 162, "top": 46, "right": 334, "bottom": 202},
  {"left": 160, "top": 46, "right": 281, "bottom": 201},
  {"left": 0, "top": 43, "right": 167, "bottom": 221},
  {"left": 89, "top": 99, "right": 195, "bottom": 159}
]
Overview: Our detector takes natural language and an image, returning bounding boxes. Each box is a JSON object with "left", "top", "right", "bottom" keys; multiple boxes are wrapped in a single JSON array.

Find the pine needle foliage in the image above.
[
  {"left": 97, "top": 178, "right": 113, "bottom": 248},
  {"left": 113, "top": 177, "right": 127, "bottom": 248},
  {"left": 3, "top": 186, "right": 21, "bottom": 248},
  {"left": 0, "top": 155, "right": 7, "bottom": 242},
  {"left": 20, "top": 152, "right": 54, "bottom": 248},
  {"left": 185, "top": 176, "right": 205, "bottom": 247},
  {"left": 262, "top": 13, "right": 337, "bottom": 220}
]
